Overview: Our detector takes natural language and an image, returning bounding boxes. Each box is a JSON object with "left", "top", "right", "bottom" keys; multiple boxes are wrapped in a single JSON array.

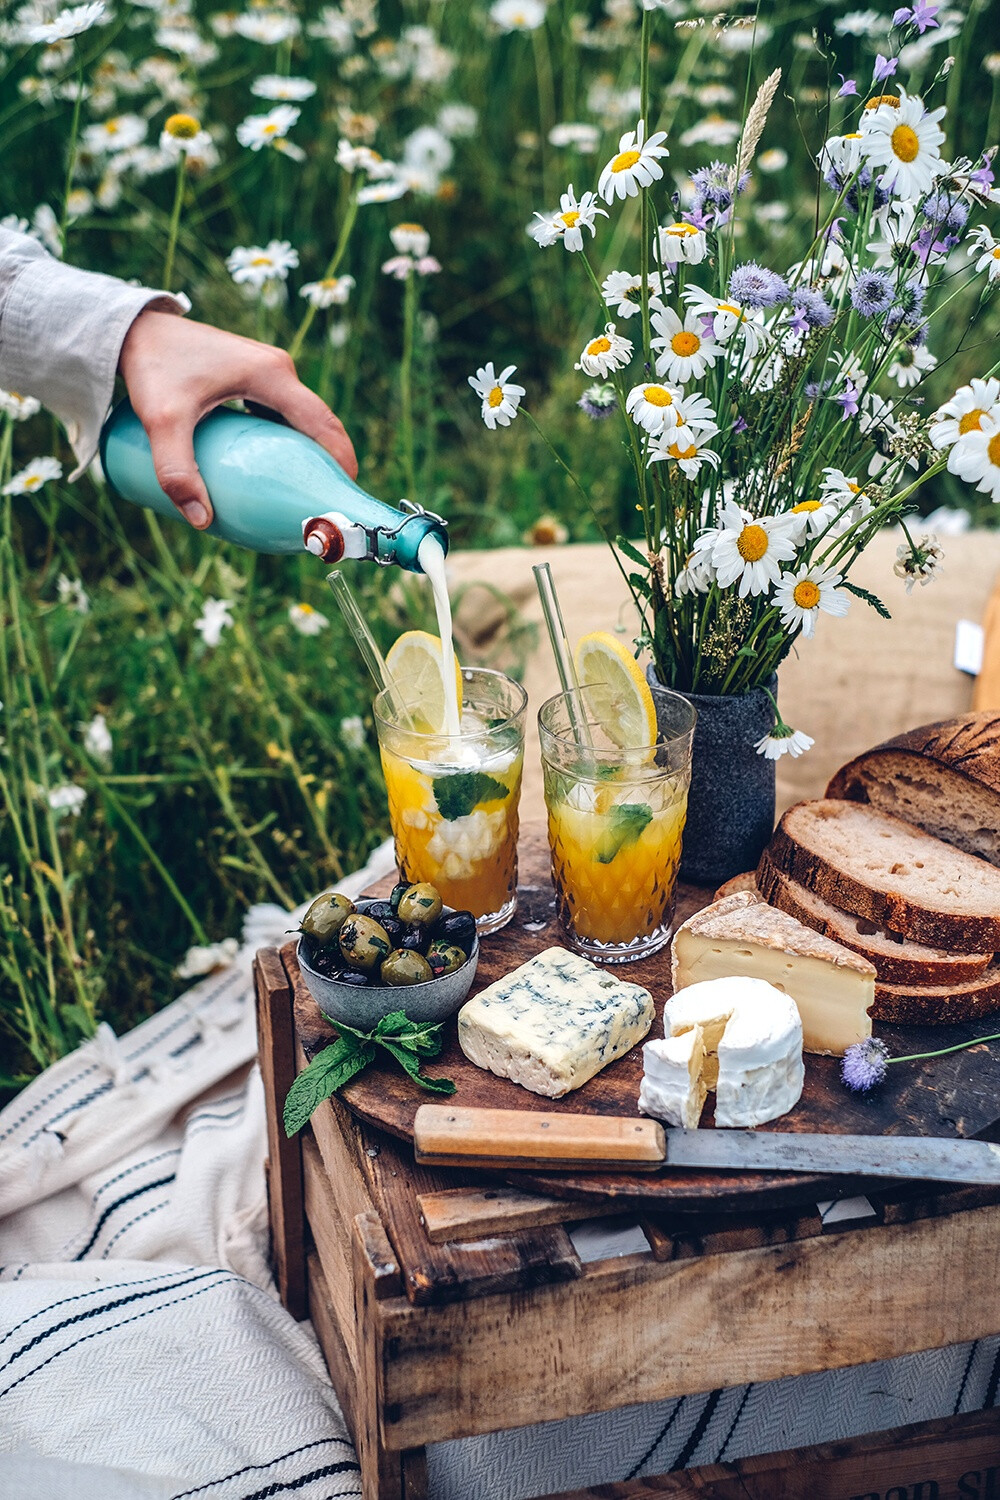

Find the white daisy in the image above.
[
  {"left": 673, "top": 548, "right": 715, "bottom": 596},
  {"left": 0, "top": 389, "right": 41, "bottom": 420},
  {"left": 336, "top": 141, "right": 381, "bottom": 173},
  {"left": 438, "top": 103, "right": 478, "bottom": 139},
  {"left": 894, "top": 533, "right": 944, "bottom": 592},
  {"left": 251, "top": 75, "right": 316, "bottom": 101},
  {"left": 339, "top": 714, "right": 367, "bottom": 750},
  {"left": 601, "top": 269, "right": 666, "bottom": 319},
  {"left": 819, "top": 130, "right": 866, "bottom": 180},
  {"left": 57, "top": 574, "right": 89, "bottom": 614},
  {"left": 757, "top": 148, "right": 787, "bottom": 172},
  {"left": 548, "top": 121, "right": 600, "bottom": 153},
  {"left": 82, "top": 114, "right": 147, "bottom": 154},
  {"left": 357, "top": 179, "right": 408, "bottom": 205},
  {"left": 47, "top": 783, "right": 87, "bottom": 814},
  {"left": 681, "top": 286, "right": 768, "bottom": 355},
  {"left": 574, "top": 323, "right": 633, "bottom": 378},
  {"left": 194, "top": 598, "right": 234, "bottom": 647},
  {"left": 390, "top": 222, "right": 430, "bottom": 256},
  {"left": 490, "top": 0, "right": 547, "bottom": 31},
  {"left": 709, "top": 502, "right": 800, "bottom": 597},
  {"left": 755, "top": 726, "right": 814, "bottom": 760},
  {"left": 3, "top": 456, "right": 62, "bottom": 495},
  {"left": 529, "top": 184, "right": 607, "bottom": 252},
  {"left": 647, "top": 434, "right": 720, "bottom": 479},
  {"left": 159, "top": 113, "right": 214, "bottom": 160},
  {"left": 231, "top": 11, "right": 300, "bottom": 44},
  {"left": 887, "top": 343, "right": 936, "bottom": 389},
  {"left": 469, "top": 362, "right": 525, "bottom": 429},
  {"left": 654, "top": 221, "right": 707, "bottom": 265},
  {"left": 236, "top": 104, "right": 299, "bottom": 152},
  {"left": 672, "top": 391, "right": 718, "bottom": 440},
  {"left": 651, "top": 306, "right": 722, "bottom": 384},
  {"left": 859, "top": 88, "right": 947, "bottom": 200},
  {"left": 226, "top": 240, "right": 299, "bottom": 288},
  {"left": 299, "top": 274, "right": 355, "bottom": 307},
  {"left": 773, "top": 566, "right": 850, "bottom": 638},
  {"left": 969, "top": 224, "right": 1000, "bottom": 283},
  {"left": 29, "top": 1, "right": 104, "bottom": 42},
  {"left": 625, "top": 382, "right": 683, "bottom": 436},
  {"left": 929, "top": 378, "right": 1000, "bottom": 457},
  {"left": 949, "top": 413, "right": 1000, "bottom": 502},
  {"left": 83, "top": 712, "right": 113, "bottom": 762},
  {"left": 679, "top": 115, "right": 741, "bottom": 149},
  {"left": 785, "top": 497, "right": 843, "bottom": 539},
  {"left": 598, "top": 119, "right": 669, "bottom": 204},
  {"left": 819, "top": 468, "right": 872, "bottom": 520},
  {"left": 289, "top": 602, "right": 330, "bottom": 635},
  {"left": 866, "top": 200, "right": 919, "bottom": 269}
]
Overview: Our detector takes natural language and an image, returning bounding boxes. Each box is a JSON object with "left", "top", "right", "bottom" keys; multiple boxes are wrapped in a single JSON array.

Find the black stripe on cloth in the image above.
[
  {"left": 73, "top": 1173, "right": 177, "bottom": 1259},
  {"left": 1, "top": 1275, "right": 229, "bottom": 1399},
  {"left": 1, "top": 1269, "right": 220, "bottom": 1375},
  {"left": 91, "top": 1147, "right": 182, "bottom": 1203},
  {"left": 622, "top": 1396, "right": 686, "bottom": 1480},
  {"left": 237, "top": 1461, "right": 361, "bottom": 1500},
  {"left": 172, "top": 1440, "right": 358, "bottom": 1499},
  {"left": 0, "top": 1267, "right": 191, "bottom": 1348},
  {"left": 955, "top": 1341, "right": 979, "bottom": 1415},
  {"left": 186, "top": 1107, "right": 246, "bottom": 1132},
  {"left": 714, "top": 1383, "right": 753, "bottom": 1462},
  {"left": 670, "top": 1388, "right": 724, "bottom": 1471},
  {"left": 0, "top": 1063, "right": 100, "bottom": 1145},
  {"left": 984, "top": 1342, "right": 1000, "bottom": 1409},
  {"left": 101, "top": 1194, "right": 175, "bottom": 1258}
]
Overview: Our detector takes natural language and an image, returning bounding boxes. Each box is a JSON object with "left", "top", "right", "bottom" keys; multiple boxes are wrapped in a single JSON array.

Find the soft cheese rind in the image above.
[
  {"left": 639, "top": 1030, "right": 706, "bottom": 1129},
  {"left": 640, "top": 976, "right": 804, "bottom": 1129},
  {"left": 671, "top": 892, "right": 876, "bottom": 1056},
  {"left": 457, "top": 945, "right": 654, "bottom": 1098}
]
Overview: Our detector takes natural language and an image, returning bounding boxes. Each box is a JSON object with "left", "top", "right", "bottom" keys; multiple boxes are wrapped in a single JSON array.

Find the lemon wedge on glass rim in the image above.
[
  {"left": 574, "top": 631, "right": 658, "bottom": 754},
  {"left": 385, "top": 630, "right": 462, "bottom": 735}
]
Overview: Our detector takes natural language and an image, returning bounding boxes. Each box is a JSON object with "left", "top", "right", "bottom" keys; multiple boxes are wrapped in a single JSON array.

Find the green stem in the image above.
[
  {"left": 400, "top": 269, "right": 418, "bottom": 500},
  {"left": 162, "top": 156, "right": 187, "bottom": 291},
  {"left": 58, "top": 67, "right": 84, "bottom": 252},
  {"left": 288, "top": 192, "right": 359, "bottom": 361},
  {"left": 888, "top": 1030, "right": 1000, "bottom": 1067}
]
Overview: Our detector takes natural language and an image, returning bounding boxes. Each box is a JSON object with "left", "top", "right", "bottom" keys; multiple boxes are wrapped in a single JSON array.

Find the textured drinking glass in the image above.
[
  {"left": 538, "top": 683, "right": 696, "bottom": 963},
  {"left": 375, "top": 668, "right": 527, "bottom": 934}
]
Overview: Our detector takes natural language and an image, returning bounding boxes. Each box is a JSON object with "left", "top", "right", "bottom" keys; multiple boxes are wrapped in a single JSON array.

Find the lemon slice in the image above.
[
  {"left": 385, "top": 630, "right": 462, "bottom": 734},
  {"left": 574, "top": 631, "right": 657, "bottom": 752}
]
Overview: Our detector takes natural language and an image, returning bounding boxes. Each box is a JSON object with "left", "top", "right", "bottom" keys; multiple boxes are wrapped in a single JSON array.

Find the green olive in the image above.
[
  {"left": 339, "top": 914, "right": 392, "bottom": 971},
  {"left": 427, "top": 941, "right": 466, "bottom": 978},
  {"left": 397, "top": 882, "right": 443, "bottom": 926},
  {"left": 380, "top": 949, "right": 433, "bottom": 986},
  {"left": 301, "top": 892, "right": 354, "bottom": 946}
]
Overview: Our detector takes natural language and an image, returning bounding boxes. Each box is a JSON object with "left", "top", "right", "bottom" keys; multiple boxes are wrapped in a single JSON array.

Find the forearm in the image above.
[{"left": 0, "top": 227, "right": 184, "bottom": 476}]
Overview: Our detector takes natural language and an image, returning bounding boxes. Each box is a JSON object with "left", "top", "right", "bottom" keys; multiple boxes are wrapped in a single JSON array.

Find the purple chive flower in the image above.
[
  {"left": 733, "top": 415, "right": 749, "bottom": 434},
  {"left": 834, "top": 380, "right": 861, "bottom": 420},
  {"left": 577, "top": 384, "right": 617, "bottom": 420},
  {"left": 728, "top": 262, "right": 789, "bottom": 308},
  {"left": 841, "top": 1037, "right": 890, "bottom": 1093},
  {"left": 805, "top": 377, "right": 832, "bottom": 399},
  {"left": 885, "top": 277, "right": 926, "bottom": 335},
  {"left": 789, "top": 286, "right": 834, "bottom": 330},
  {"left": 873, "top": 54, "right": 898, "bottom": 82},
  {"left": 921, "top": 191, "right": 969, "bottom": 234},
  {"left": 837, "top": 74, "right": 858, "bottom": 97},
  {"left": 851, "top": 269, "right": 894, "bottom": 317}
]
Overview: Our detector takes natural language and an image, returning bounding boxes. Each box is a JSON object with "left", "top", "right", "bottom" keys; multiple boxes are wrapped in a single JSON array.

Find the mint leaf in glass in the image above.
[
  {"left": 432, "top": 771, "right": 509, "bottom": 820},
  {"left": 594, "top": 802, "right": 653, "bottom": 864}
]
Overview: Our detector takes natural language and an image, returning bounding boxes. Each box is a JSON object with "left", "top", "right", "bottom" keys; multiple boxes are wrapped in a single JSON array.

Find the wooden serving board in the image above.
[{"left": 294, "top": 825, "right": 1000, "bottom": 1214}]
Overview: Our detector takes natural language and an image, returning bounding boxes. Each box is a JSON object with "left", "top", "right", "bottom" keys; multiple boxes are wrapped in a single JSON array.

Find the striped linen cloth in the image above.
[{"left": 2, "top": 836, "right": 998, "bottom": 1497}]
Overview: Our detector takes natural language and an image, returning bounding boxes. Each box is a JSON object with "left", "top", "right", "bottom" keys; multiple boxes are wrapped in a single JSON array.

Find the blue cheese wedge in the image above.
[{"left": 457, "top": 945, "right": 654, "bottom": 1098}]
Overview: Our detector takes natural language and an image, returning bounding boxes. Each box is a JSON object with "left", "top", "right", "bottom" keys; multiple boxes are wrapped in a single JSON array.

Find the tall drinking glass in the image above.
[
  {"left": 538, "top": 683, "right": 696, "bottom": 963},
  {"left": 375, "top": 668, "right": 527, "bottom": 934}
]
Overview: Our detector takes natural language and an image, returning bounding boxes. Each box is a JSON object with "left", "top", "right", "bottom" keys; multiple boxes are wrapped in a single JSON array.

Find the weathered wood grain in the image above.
[
  {"left": 373, "top": 1202, "right": 1000, "bottom": 1449},
  {"left": 254, "top": 946, "right": 307, "bottom": 1319},
  {"left": 306, "top": 1252, "right": 357, "bottom": 1442},
  {"left": 640, "top": 1203, "right": 824, "bottom": 1263},
  {"left": 418, "top": 1186, "right": 622, "bottom": 1244}
]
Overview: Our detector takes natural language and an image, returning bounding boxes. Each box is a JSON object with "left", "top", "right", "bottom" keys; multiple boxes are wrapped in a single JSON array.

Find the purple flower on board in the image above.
[
  {"left": 841, "top": 1038, "right": 890, "bottom": 1093},
  {"left": 852, "top": 269, "right": 894, "bottom": 318},
  {"left": 834, "top": 380, "right": 861, "bottom": 420},
  {"left": 873, "top": 54, "right": 898, "bottom": 82},
  {"left": 837, "top": 75, "right": 858, "bottom": 97}
]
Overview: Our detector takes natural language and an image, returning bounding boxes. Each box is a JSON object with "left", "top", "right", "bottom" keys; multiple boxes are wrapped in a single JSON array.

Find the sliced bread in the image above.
[
  {"left": 873, "top": 963, "right": 1000, "bottom": 1025},
  {"left": 713, "top": 871, "right": 760, "bottom": 902},
  {"left": 827, "top": 713, "right": 1000, "bottom": 867},
  {"left": 756, "top": 850, "right": 994, "bottom": 986},
  {"left": 762, "top": 799, "right": 1000, "bottom": 955}
]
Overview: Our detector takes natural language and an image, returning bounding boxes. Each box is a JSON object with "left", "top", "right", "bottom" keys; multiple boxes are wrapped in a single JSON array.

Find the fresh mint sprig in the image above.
[{"left": 283, "top": 1009, "right": 456, "bottom": 1136}]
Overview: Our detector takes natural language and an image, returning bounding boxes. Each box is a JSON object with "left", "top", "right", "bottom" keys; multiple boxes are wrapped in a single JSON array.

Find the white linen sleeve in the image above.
[{"left": 0, "top": 227, "right": 186, "bottom": 478}]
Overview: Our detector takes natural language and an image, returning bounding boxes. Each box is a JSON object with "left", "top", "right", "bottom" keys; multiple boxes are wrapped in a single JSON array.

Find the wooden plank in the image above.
[
  {"left": 640, "top": 1204, "right": 824, "bottom": 1262},
  {"left": 418, "top": 1186, "right": 622, "bottom": 1244},
  {"left": 534, "top": 1406, "right": 1000, "bottom": 1500},
  {"left": 875, "top": 1180, "right": 1000, "bottom": 1225},
  {"left": 254, "top": 946, "right": 307, "bottom": 1320},
  {"left": 306, "top": 1252, "right": 358, "bottom": 1443},
  {"left": 302, "top": 1129, "right": 370, "bottom": 1371},
  {"left": 973, "top": 572, "right": 1000, "bottom": 710},
  {"left": 358, "top": 1119, "right": 584, "bottom": 1306},
  {"left": 372, "top": 1202, "right": 1000, "bottom": 1449},
  {"left": 353, "top": 1212, "right": 424, "bottom": 1500}
]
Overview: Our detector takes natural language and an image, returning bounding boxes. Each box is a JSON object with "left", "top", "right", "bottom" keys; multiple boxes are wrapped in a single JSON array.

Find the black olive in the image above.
[
  {"left": 389, "top": 881, "right": 411, "bottom": 913},
  {"left": 300, "top": 892, "right": 353, "bottom": 946},
  {"left": 365, "top": 900, "right": 396, "bottom": 925},
  {"left": 329, "top": 968, "right": 371, "bottom": 987},
  {"left": 433, "top": 910, "right": 477, "bottom": 955},
  {"left": 399, "top": 927, "right": 430, "bottom": 955},
  {"left": 380, "top": 914, "right": 405, "bottom": 947}
]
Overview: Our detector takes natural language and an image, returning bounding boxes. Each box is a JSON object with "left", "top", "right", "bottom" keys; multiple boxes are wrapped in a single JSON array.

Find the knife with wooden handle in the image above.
[{"left": 413, "top": 1105, "right": 1000, "bottom": 1184}]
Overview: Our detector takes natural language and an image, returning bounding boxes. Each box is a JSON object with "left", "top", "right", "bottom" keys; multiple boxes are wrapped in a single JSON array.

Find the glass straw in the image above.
[
  {"left": 326, "top": 570, "right": 414, "bottom": 728},
  {"left": 532, "top": 563, "right": 593, "bottom": 747}
]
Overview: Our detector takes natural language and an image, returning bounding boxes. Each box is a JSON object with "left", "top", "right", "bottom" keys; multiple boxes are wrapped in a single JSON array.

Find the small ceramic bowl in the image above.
[{"left": 296, "top": 912, "right": 480, "bottom": 1029}]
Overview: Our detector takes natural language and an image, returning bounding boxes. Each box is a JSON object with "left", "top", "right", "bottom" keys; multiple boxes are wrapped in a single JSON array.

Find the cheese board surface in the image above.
[{"left": 293, "top": 826, "right": 1000, "bottom": 1212}]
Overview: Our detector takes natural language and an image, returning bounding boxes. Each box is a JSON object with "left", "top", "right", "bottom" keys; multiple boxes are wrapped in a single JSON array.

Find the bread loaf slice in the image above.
[
  {"left": 827, "top": 713, "right": 1000, "bottom": 867},
  {"left": 873, "top": 963, "right": 1000, "bottom": 1025},
  {"left": 762, "top": 800, "right": 1000, "bottom": 955},
  {"left": 713, "top": 871, "right": 760, "bottom": 902},
  {"left": 756, "top": 850, "right": 994, "bottom": 986}
]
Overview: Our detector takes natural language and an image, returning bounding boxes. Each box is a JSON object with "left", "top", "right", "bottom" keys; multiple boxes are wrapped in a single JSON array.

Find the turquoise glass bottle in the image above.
[{"left": 99, "top": 399, "right": 448, "bottom": 572}]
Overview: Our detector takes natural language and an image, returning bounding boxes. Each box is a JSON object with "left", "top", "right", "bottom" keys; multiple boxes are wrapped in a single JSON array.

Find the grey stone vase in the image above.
[{"left": 649, "top": 667, "right": 777, "bottom": 888}]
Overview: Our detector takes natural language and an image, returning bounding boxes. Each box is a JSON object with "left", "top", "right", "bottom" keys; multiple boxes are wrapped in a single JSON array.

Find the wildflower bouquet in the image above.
[{"left": 473, "top": 5, "right": 1000, "bottom": 758}]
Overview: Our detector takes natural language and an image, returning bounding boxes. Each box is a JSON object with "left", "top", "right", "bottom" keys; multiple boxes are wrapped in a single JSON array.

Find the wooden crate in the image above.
[{"left": 254, "top": 940, "right": 1000, "bottom": 1500}]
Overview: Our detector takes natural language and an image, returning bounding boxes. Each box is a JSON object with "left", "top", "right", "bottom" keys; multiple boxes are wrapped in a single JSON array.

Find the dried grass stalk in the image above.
[{"left": 736, "top": 68, "right": 782, "bottom": 180}]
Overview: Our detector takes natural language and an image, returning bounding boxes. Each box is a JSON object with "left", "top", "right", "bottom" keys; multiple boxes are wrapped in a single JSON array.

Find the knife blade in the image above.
[{"left": 412, "top": 1104, "right": 1000, "bottom": 1185}]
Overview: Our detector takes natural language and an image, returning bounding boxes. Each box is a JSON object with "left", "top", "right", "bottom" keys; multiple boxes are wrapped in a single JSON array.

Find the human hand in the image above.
[{"left": 117, "top": 310, "right": 358, "bottom": 529}]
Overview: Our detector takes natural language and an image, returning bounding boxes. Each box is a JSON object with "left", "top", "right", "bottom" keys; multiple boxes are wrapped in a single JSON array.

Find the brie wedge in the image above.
[
  {"left": 671, "top": 892, "right": 876, "bottom": 1056},
  {"left": 639, "top": 975, "right": 804, "bottom": 1129}
]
